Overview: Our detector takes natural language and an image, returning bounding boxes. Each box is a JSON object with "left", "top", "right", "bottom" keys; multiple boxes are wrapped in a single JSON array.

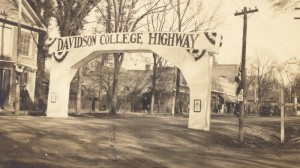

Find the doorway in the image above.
[{"left": 0, "top": 68, "right": 11, "bottom": 108}]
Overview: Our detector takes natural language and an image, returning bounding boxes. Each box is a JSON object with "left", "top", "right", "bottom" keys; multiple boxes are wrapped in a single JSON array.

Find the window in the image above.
[
  {"left": 0, "top": 26, "right": 12, "bottom": 57},
  {"left": 20, "top": 31, "right": 31, "bottom": 57}
]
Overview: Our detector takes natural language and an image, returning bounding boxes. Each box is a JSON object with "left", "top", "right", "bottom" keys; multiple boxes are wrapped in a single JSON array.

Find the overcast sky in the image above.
[
  {"left": 48, "top": 0, "right": 300, "bottom": 70},
  {"left": 124, "top": 0, "right": 300, "bottom": 69},
  {"left": 215, "top": 0, "right": 300, "bottom": 65}
]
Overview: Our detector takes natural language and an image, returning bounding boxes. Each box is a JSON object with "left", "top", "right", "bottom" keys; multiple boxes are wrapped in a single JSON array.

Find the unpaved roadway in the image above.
[{"left": 0, "top": 112, "right": 299, "bottom": 168}]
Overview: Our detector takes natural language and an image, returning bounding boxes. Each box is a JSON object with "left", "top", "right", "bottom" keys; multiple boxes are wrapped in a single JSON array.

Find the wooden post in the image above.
[
  {"left": 15, "top": 0, "right": 22, "bottom": 115},
  {"left": 76, "top": 67, "right": 83, "bottom": 115},
  {"left": 294, "top": 97, "right": 297, "bottom": 115},
  {"left": 234, "top": 7, "right": 258, "bottom": 142},
  {"left": 280, "top": 89, "right": 285, "bottom": 144}
]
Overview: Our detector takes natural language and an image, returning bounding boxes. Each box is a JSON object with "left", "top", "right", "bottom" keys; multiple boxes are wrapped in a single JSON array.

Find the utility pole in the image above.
[
  {"left": 15, "top": 0, "right": 22, "bottom": 115},
  {"left": 234, "top": 7, "right": 258, "bottom": 142}
]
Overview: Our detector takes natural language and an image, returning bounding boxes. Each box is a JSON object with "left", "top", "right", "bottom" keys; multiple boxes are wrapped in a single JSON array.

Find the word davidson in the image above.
[{"left": 56, "top": 32, "right": 200, "bottom": 52}]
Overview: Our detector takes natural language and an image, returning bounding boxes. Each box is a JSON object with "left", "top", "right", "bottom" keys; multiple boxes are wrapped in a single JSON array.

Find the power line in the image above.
[
  {"left": 247, "top": 0, "right": 256, "bottom": 7},
  {"left": 253, "top": 13, "right": 296, "bottom": 58},
  {"left": 230, "top": 0, "right": 242, "bottom": 10},
  {"left": 236, "top": 0, "right": 297, "bottom": 59}
]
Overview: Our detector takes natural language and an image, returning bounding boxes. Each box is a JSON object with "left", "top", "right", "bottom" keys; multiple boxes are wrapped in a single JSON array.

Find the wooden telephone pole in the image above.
[
  {"left": 234, "top": 7, "right": 258, "bottom": 142},
  {"left": 15, "top": 0, "right": 22, "bottom": 115}
]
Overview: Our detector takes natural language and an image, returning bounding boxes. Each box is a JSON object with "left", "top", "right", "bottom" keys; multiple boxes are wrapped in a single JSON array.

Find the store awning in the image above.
[{"left": 220, "top": 94, "right": 237, "bottom": 103}]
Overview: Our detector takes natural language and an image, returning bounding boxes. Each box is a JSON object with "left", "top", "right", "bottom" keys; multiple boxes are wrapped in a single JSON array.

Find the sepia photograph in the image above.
[{"left": 0, "top": 0, "right": 299, "bottom": 167}]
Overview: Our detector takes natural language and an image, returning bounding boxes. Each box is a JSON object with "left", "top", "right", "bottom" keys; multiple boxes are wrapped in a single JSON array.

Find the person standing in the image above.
[
  {"left": 20, "top": 85, "right": 30, "bottom": 113},
  {"left": 179, "top": 99, "right": 183, "bottom": 114}
]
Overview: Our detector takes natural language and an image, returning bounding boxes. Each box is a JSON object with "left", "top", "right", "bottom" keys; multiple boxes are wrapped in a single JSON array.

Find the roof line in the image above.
[
  {"left": 22, "top": 0, "right": 46, "bottom": 30},
  {"left": 0, "top": 17, "right": 45, "bottom": 32}
]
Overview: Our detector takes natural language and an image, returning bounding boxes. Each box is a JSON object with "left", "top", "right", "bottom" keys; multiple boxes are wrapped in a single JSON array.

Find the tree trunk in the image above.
[
  {"left": 34, "top": 31, "right": 48, "bottom": 110},
  {"left": 174, "top": 0, "right": 182, "bottom": 115},
  {"left": 175, "top": 68, "right": 181, "bottom": 114},
  {"left": 110, "top": 53, "right": 123, "bottom": 115},
  {"left": 110, "top": 70, "right": 118, "bottom": 115},
  {"left": 98, "top": 57, "right": 105, "bottom": 111},
  {"left": 35, "top": 51, "right": 45, "bottom": 102},
  {"left": 76, "top": 67, "right": 83, "bottom": 115},
  {"left": 158, "top": 92, "right": 162, "bottom": 113},
  {"left": 150, "top": 54, "right": 158, "bottom": 114}
]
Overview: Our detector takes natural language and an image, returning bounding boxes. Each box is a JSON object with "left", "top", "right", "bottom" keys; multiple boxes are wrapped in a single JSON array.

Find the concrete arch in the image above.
[{"left": 46, "top": 32, "right": 222, "bottom": 130}]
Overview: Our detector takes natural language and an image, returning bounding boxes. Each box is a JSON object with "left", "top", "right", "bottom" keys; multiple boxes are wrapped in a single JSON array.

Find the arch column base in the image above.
[
  {"left": 182, "top": 54, "right": 213, "bottom": 131},
  {"left": 46, "top": 61, "right": 77, "bottom": 118}
]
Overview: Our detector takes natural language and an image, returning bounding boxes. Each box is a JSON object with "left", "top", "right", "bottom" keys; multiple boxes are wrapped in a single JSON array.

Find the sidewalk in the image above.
[{"left": 0, "top": 108, "right": 45, "bottom": 116}]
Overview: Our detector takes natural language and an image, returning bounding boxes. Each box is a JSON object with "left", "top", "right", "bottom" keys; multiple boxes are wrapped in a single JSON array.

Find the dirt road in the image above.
[{"left": 0, "top": 112, "right": 299, "bottom": 168}]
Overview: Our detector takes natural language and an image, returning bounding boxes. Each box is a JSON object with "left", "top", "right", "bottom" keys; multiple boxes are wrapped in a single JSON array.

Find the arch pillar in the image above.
[
  {"left": 153, "top": 48, "right": 213, "bottom": 130},
  {"left": 182, "top": 54, "right": 213, "bottom": 130},
  {"left": 46, "top": 60, "right": 77, "bottom": 117},
  {"left": 46, "top": 32, "right": 222, "bottom": 130}
]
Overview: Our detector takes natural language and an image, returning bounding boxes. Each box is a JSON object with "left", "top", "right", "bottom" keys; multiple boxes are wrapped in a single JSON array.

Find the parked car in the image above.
[{"left": 259, "top": 104, "right": 280, "bottom": 116}]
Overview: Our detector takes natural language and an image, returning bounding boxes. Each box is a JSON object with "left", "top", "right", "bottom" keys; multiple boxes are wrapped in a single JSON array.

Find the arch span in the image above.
[{"left": 46, "top": 32, "right": 222, "bottom": 130}]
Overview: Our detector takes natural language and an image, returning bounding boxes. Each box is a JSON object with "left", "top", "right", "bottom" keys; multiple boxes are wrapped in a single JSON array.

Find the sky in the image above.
[
  {"left": 123, "top": 0, "right": 300, "bottom": 69},
  {"left": 48, "top": 0, "right": 300, "bottom": 70},
  {"left": 215, "top": 0, "right": 300, "bottom": 65}
]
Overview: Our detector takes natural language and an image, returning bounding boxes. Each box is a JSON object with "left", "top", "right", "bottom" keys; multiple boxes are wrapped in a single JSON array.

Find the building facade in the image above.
[
  {"left": 211, "top": 63, "right": 239, "bottom": 114},
  {"left": 0, "top": 0, "right": 45, "bottom": 110}
]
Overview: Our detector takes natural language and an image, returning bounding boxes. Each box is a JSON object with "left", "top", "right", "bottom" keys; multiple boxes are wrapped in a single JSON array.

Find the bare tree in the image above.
[
  {"left": 276, "top": 58, "right": 300, "bottom": 103},
  {"left": 268, "top": 0, "right": 297, "bottom": 11},
  {"left": 123, "top": 66, "right": 152, "bottom": 112},
  {"left": 142, "top": 0, "right": 221, "bottom": 114},
  {"left": 81, "top": 55, "right": 114, "bottom": 112},
  {"left": 163, "top": 0, "right": 222, "bottom": 114},
  {"left": 95, "top": 0, "right": 167, "bottom": 115},
  {"left": 52, "top": 0, "right": 101, "bottom": 115},
  {"left": 245, "top": 61, "right": 257, "bottom": 98},
  {"left": 142, "top": 0, "right": 170, "bottom": 114},
  {"left": 248, "top": 51, "right": 278, "bottom": 106}
]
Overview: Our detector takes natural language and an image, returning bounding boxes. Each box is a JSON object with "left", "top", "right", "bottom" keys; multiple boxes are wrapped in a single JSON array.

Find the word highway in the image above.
[{"left": 56, "top": 32, "right": 200, "bottom": 52}]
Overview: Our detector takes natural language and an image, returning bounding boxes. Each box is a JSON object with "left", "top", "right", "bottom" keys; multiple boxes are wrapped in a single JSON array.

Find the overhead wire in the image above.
[
  {"left": 255, "top": 13, "right": 296, "bottom": 58},
  {"left": 239, "top": 0, "right": 296, "bottom": 59}
]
